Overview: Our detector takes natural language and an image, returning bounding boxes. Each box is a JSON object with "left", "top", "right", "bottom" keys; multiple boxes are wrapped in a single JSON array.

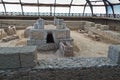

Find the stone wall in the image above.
[
  {"left": 0, "top": 45, "right": 120, "bottom": 80},
  {"left": 0, "top": 18, "right": 120, "bottom": 31},
  {"left": 0, "top": 46, "right": 37, "bottom": 69},
  {"left": 59, "top": 42, "right": 73, "bottom": 57},
  {"left": 85, "top": 27, "right": 120, "bottom": 43},
  {"left": 108, "top": 45, "right": 120, "bottom": 64},
  {"left": 0, "top": 57, "right": 120, "bottom": 80}
]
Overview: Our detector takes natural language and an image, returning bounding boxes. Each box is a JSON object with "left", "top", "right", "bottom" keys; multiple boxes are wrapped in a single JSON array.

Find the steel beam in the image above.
[
  {"left": 37, "top": 0, "right": 39, "bottom": 16},
  {"left": 83, "top": 2, "right": 88, "bottom": 16},
  {"left": 54, "top": 0, "right": 56, "bottom": 17},
  {"left": 0, "top": 2, "right": 105, "bottom": 7},
  {"left": 1, "top": 0, "right": 6, "bottom": 15},
  {"left": 86, "top": 0, "right": 93, "bottom": 16},
  {"left": 19, "top": 0, "right": 24, "bottom": 15},
  {"left": 106, "top": 0, "right": 115, "bottom": 18},
  {"left": 102, "top": 0, "right": 108, "bottom": 17},
  {"left": 69, "top": 0, "right": 73, "bottom": 16}
]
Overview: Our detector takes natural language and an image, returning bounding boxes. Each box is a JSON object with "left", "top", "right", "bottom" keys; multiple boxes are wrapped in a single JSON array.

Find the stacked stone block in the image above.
[
  {"left": 0, "top": 29, "right": 7, "bottom": 39},
  {"left": 54, "top": 19, "right": 65, "bottom": 29},
  {"left": 29, "top": 29, "right": 45, "bottom": 40},
  {"left": 108, "top": 45, "right": 120, "bottom": 64},
  {"left": 0, "top": 46, "right": 37, "bottom": 69},
  {"left": 95, "top": 24, "right": 109, "bottom": 30},
  {"left": 34, "top": 19, "right": 44, "bottom": 29},
  {"left": 79, "top": 21, "right": 86, "bottom": 30},
  {"left": 59, "top": 42, "right": 73, "bottom": 57},
  {"left": 4, "top": 26, "right": 16, "bottom": 36},
  {"left": 0, "top": 57, "right": 119, "bottom": 80},
  {"left": 95, "top": 24, "right": 102, "bottom": 29},
  {"left": 101, "top": 25, "right": 109, "bottom": 30},
  {"left": 84, "top": 21, "right": 95, "bottom": 27},
  {"left": 26, "top": 18, "right": 73, "bottom": 50}
]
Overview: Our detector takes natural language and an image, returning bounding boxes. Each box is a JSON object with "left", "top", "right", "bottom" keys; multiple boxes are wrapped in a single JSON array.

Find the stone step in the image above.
[{"left": 40, "top": 43, "right": 57, "bottom": 50}]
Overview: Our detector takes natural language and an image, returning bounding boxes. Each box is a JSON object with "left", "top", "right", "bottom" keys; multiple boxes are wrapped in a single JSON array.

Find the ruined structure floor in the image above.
[
  {"left": 71, "top": 31, "right": 110, "bottom": 57},
  {"left": 0, "top": 30, "right": 112, "bottom": 59}
]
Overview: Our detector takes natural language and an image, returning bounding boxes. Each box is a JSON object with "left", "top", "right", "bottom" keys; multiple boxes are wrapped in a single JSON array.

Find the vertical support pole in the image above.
[
  {"left": 50, "top": 6, "right": 52, "bottom": 16},
  {"left": 86, "top": 0, "right": 93, "bottom": 16},
  {"left": 69, "top": 0, "right": 73, "bottom": 16},
  {"left": 19, "top": 0, "right": 24, "bottom": 16},
  {"left": 1, "top": 0, "right": 7, "bottom": 15},
  {"left": 83, "top": 2, "right": 87, "bottom": 16},
  {"left": 106, "top": 0, "right": 115, "bottom": 18},
  {"left": 54, "top": 0, "right": 56, "bottom": 18},
  {"left": 37, "top": 0, "right": 39, "bottom": 16}
]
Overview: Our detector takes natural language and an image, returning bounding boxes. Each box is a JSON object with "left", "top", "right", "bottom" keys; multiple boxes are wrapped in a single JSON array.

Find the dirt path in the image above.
[{"left": 71, "top": 31, "right": 110, "bottom": 57}]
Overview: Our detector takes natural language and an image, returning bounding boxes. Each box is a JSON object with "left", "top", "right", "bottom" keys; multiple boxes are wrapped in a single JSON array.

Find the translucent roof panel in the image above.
[
  {"left": 55, "top": 7, "right": 69, "bottom": 13},
  {"left": 72, "top": 0, "right": 86, "bottom": 4},
  {"left": 114, "top": 5, "right": 120, "bottom": 14},
  {"left": 56, "top": 0, "right": 71, "bottom": 4},
  {"left": 108, "top": 0, "right": 120, "bottom": 3},
  {"left": 93, "top": 6, "right": 106, "bottom": 14},
  {"left": 23, "top": 6, "right": 38, "bottom": 12},
  {"left": 39, "top": 7, "right": 50, "bottom": 13},
  {"left": 5, "top": 4, "right": 21, "bottom": 12},
  {"left": 71, "top": 6, "right": 84, "bottom": 13},
  {"left": 39, "top": 0, "right": 54, "bottom": 4},
  {"left": 0, "top": 4, "right": 4, "bottom": 12},
  {"left": 21, "top": 0, "right": 37, "bottom": 3},
  {"left": 84, "top": 7, "right": 91, "bottom": 13},
  {"left": 3, "top": 0, "right": 19, "bottom": 2},
  {"left": 107, "top": 6, "right": 113, "bottom": 14}
]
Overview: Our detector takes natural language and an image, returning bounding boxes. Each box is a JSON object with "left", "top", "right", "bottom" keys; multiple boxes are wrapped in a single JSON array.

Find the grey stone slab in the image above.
[
  {"left": 38, "top": 57, "right": 116, "bottom": 69},
  {"left": 34, "top": 19, "right": 44, "bottom": 29},
  {"left": 108, "top": 45, "right": 120, "bottom": 64},
  {"left": 0, "top": 47, "right": 21, "bottom": 69},
  {"left": 0, "top": 46, "right": 37, "bottom": 69},
  {"left": 19, "top": 46, "right": 37, "bottom": 68}
]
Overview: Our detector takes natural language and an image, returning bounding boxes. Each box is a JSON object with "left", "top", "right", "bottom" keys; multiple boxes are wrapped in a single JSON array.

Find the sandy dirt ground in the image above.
[
  {"left": 0, "top": 30, "right": 111, "bottom": 59},
  {"left": 0, "top": 30, "right": 26, "bottom": 47},
  {"left": 71, "top": 31, "right": 110, "bottom": 57}
]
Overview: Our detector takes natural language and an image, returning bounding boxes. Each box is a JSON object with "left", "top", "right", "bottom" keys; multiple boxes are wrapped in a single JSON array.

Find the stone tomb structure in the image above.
[{"left": 26, "top": 19, "right": 73, "bottom": 51}]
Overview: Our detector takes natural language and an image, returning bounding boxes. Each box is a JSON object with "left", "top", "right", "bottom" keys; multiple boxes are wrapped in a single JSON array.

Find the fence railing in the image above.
[{"left": 0, "top": 12, "right": 120, "bottom": 19}]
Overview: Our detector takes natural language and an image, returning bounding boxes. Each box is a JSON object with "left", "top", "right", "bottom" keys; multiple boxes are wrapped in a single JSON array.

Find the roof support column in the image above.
[
  {"left": 1, "top": 0, "right": 7, "bottom": 15},
  {"left": 54, "top": 0, "right": 56, "bottom": 18},
  {"left": 69, "top": 0, "right": 73, "bottom": 16},
  {"left": 86, "top": 0, "right": 93, "bottom": 16},
  {"left": 103, "top": 0, "right": 108, "bottom": 17},
  {"left": 37, "top": 0, "right": 39, "bottom": 16},
  {"left": 19, "top": 0, "right": 24, "bottom": 16},
  {"left": 106, "top": 0, "right": 115, "bottom": 18},
  {"left": 83, "top": 2, "right": 87, "bottom": 16},
  {"left": 50, "top": 6, "right": 52, "bottom": 16}
]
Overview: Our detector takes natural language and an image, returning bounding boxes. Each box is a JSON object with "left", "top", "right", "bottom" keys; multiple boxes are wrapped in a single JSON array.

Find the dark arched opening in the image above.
[{"left": 46, "top": 33, "right": 54, "bottom": 43}]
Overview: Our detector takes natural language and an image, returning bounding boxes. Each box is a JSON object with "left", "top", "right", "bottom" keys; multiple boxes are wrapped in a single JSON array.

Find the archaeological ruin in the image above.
[
  {"left": 0, "top": 0, "right": 120, "bottom": 79},
  {"left": 25, "top": 19, "right": 73, "bottom": 52},
  {"left": 0, "top": 18, "right": 120, "bottom": 80}
]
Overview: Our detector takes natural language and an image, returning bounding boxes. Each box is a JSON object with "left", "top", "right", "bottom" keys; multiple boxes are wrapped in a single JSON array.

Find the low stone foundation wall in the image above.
[
  {"left": 0, "top": 46, "right": 37, "bottom": 69},
  {"left": 0, "top": 45, "right": 120, "bottom": 80},
  {"left": 0, "top": 57, "right": 119, "bottom": 80},
  {"left": 59, "top": 42, "right": 73, "bottom": 57},
  {"left": 85, "top": 27, "right": 120, "bottom": 43}
]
